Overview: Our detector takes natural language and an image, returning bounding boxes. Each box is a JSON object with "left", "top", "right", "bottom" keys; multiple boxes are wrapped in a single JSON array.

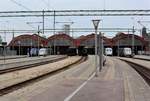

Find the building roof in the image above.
[
  {"left": 48, "top": 33, "right": 74, "bottom": 41},
  {"left": 8, "top": 34, "right": 48, "bottom": 46},
  {"left": 112, "top": 32, "right": 148, "bottom": 45},
  {"left": 8, "top": 32, "right": 149, "bottom": 47},
  {"left": 77, "top": 33, "right": 113, "bottom": 46}
]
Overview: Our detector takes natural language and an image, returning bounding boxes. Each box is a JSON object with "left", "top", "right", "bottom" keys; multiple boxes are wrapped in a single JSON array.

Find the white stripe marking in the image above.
[{"left": 64, "top": 72, "right": 95, "bottom": 101}]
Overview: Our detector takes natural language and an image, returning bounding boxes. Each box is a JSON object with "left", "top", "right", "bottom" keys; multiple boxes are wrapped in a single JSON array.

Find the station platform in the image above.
[
  {"left": 28, "top": 57, "right": 150, "bottom": 101},
  {"left": 118, "top": 57, "right": 150, "bottom": 69},
  {"left": 0, "top": 56, "right": 149, "bottom": 101},
  {"left": 28, "top": 78, "right": 123, "bottom": 101},
  {"left": 0, "top": 55, "right": 27, "bottom": 60},
  {"left": 134, "top": 55, "right": 150, "bottom": 61}
]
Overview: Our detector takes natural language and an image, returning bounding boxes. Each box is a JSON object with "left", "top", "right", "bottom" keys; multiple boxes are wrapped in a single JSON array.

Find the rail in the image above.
[
  {"left": 0, "top": 56, "right": 87, "bottom": 96},
  {"left": 0, "top": 55, "right": 67, "bottom": 74},
  {"left": 119, "top": 58, "right": 150, "bottom": 86}
]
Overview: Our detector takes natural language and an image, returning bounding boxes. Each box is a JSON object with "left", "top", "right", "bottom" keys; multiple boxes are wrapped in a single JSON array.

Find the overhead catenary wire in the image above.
[
  {"left": 9, "top": 0, "right": 31, "bottom": 11},
  {"left": 0, "top": 10, "right": 150, "bottom": 17},
  {"left": 40, "top": 0, "right": 50, "bottom": 10},
  {"left": 9, "top": 0, "right": 34, "bottom": 32}
]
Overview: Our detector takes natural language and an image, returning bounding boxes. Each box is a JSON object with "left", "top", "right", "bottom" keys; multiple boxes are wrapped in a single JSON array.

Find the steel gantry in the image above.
[{"left": 0, "top": 28, "right": 136, "bottom": 33}]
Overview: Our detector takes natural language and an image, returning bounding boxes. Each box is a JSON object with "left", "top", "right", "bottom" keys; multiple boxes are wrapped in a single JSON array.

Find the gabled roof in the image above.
[
  {"left": 8, "top": 34, "right": 48, "bottom": 46},
  {"left": 112, "top": 32, "right": 148, "bottom": 45},
  {"left": 77, "top": 33, "right": 112, "bottom": 45},
  {"left": 48, "top": 33, "right": 74, "bottom": 41}
]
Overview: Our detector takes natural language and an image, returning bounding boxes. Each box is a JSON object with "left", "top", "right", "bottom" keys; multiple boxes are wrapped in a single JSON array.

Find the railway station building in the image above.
[
  {"left": 8, "top": 34, "right": 48, "bottom": 55},
  {"left": 47, "top": 33, "right": 75, "bottom": 55},
  {"left": 8, "top": 32, "right": 149, "bottom": 55},
  {"left": 112, "top": 32, "right": 148, "bottom": 55},
  {"left": 77, "top": 33, "right": 112, "bottom": 54}
]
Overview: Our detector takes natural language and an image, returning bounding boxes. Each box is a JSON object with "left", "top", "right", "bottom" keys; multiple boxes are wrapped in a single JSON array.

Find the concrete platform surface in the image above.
[
  {"left": 0, "top": 56, "right": 149, "bottom": 101},
  {"left": 134, "top": 55, "right": 150, "bottom": 60},
  {"left": 118, "top": 57, "right": 150, "bottom": 69},
  {"left": 28, "top": 78, "right": 124, "bottom": 101}
]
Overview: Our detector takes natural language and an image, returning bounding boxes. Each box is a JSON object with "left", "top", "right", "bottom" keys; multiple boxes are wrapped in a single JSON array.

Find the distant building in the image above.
[
  {"left": 63, "top": 24, "right": 70, "bottom": 35},
  {"left": 142, "top": 27, "right": 149, "bottom": 40},
  {"left": 8, "top": 32, "right": 150, "bottom": 55},
  {"left": 142, "top": 27, "right": 150, "bottom": 51}
]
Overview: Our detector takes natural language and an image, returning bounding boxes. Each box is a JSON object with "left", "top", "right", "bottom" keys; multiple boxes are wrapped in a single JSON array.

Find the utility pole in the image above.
[
  {"left": 2, "top": 42, "right": 7, "bottom": 68},
  {"left": 53, "top": 11, "right": 56, "bottom": 55},
  {"left": 18, "top": 41, "right": 21, "bottom": 56},
  {"left": 42, "top": 10, "right": 45, "bottom": 35},
  {"left": 117, "top": 34, "right": 120, "bottom": 57},
  {"left": 12, "top": 30, "right": 15, "bottom": 51},
  {"left": 99, "top": 32, "right": 103, "bottom": 72},
  {"left": 38, "top": 25, "right": 40, "bottom": 56},
  {"left": 132, "top": 26, "right": 135, "bottom": 55}
]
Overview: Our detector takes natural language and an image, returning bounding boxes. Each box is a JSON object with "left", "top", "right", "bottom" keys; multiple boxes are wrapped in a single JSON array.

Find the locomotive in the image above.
[
  {"left": 104, "top": 48, "right": 113, "bottom": 56},
  {"left": 118, "top": 47, "right": 133, "bottom": 57},
  {"left": 67, "top": 47, "right": 77, "bottom": 56},
  {"left": 67, "top": 47, "right": 88, "bottom": 56}
]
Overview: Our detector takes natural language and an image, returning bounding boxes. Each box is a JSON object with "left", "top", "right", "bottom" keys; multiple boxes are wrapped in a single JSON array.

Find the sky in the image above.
[{"left": 0, "top": 0, "right": 150, "bottom": 43}]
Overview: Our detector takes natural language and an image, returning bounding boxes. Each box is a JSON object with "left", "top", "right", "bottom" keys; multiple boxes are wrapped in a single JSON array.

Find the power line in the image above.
[
  {"left": 9, "top": 0, "right": 31, "bottom": 11},
  {"left": 0, "top": 10, "right": 150, "bottom": 17},
  {"left": 40, "top": 0, "right": 49, "bottom": 10}
]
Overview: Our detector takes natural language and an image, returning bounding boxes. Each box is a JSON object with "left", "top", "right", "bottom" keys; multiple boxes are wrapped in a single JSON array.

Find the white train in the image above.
[
  {"left": 38, "top": 48, "right": 48, "bottom": 56},
  {"left": 118, "top": 47, "right": 132, "bottom": 57},
  {"left": 105, "top": 48, "right": 113, "bottom": 56}
]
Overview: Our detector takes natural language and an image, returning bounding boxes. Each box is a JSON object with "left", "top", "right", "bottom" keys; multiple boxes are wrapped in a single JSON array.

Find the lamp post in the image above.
[
  {"left": 26, "top": 22, "right": 43, "bottom": 56},
  {"left": 92, "top": 19, "right": 100, "bottom": 77},
  {"left": 131, "top": 17, "right": 135, "bottom": 55},
  {"left": 2, "top": 42, "right": 7, "bottom": 68},
  {"left": 30, "top": 40, "right": 32, "bottom": 57},
  {"left": 37, "top": 25, "right": 40, "bottom": 56},
  {"left": 117, "top": 34, "right": 120, "bottom": 57},
  {"left": 132, "top": 26, "right": 135, "bottom": 55},
  {"left": 18, "top": 41, "right": 21, "bottom": 56},
  {"left": 99, "top": 32, "right": 103, "bottom": 72},
  {"left": 53, "top": 10, "right": 56, "bottom": 55}
]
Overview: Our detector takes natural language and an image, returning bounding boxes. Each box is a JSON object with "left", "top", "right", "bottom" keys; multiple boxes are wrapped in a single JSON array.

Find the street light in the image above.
[
  {"left": 2, "top": 42, "right": 7, "bottom": 68},
  {"left": 18, "top": 41, "right": 21, "bottom": 56},
  {"left": 30, "top": 39, "right": 32, "bottom": 57},
  {"left": 92, "top": 19, "right": 100, "bottom": 77},
  {"left": 117, "top": 33, "right": 120, "bottom": 57},
  {"left": 132, "top": 26, "right": 135, "bottom": 55},
  {"left": 131, "top": 17, "right": 135, "bottom": 55},
  {"left": 99, "top": 32, "right": 103, "bottom": 72}
]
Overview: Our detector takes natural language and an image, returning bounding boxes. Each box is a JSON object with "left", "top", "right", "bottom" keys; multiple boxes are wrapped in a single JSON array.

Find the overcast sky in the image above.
[
  {"left": 0, "top": 0, "right": 150, "bottom": 43},
  {"left": 0, "top": 0, "right": 149, "bottom": 11}
]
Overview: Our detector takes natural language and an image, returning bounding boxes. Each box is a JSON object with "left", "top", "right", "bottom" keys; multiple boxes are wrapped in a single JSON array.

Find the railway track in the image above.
[
  {"left": 0, "top": 56, "right": 27, "bottom": 60},
  {"left": 0, "top": 56, "right": 67, "bottom": 74},
  {"left": 0, "top": 56, "right": 87, "bottom": 96},
  {"left": 119, "top": 58, "right": 150, "bottom": 86}
]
